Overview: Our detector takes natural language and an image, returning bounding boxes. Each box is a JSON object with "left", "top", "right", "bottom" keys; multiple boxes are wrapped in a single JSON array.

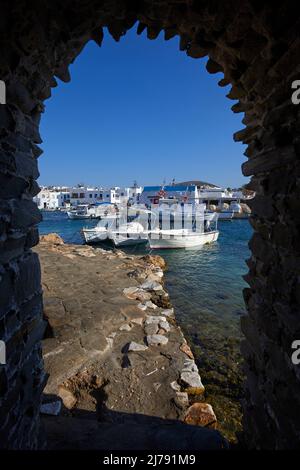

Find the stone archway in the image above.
[{"left": 0, "top": 0, "right": 300, "bottom": 449}]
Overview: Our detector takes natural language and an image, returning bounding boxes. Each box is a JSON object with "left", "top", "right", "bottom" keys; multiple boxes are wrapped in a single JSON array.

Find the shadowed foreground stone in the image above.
[{"left": 43, "top": 416, "right": 227, "bottom": 450}]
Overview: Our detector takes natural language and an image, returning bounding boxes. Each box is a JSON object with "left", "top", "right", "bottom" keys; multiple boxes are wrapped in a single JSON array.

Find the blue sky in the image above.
[{"left": 39, "top": 26, "right": 247, "bottom": 189}]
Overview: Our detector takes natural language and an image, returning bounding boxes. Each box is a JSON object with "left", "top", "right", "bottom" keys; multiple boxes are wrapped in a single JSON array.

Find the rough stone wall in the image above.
[{"left": 0, "top": 0, "right": 299, "bottom": 449}]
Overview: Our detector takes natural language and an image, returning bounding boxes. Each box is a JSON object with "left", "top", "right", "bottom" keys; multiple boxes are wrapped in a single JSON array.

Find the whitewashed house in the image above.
[
  {"left": 34, "top": 188, "right": 71, "bottom": 209},
  {"left": 34, "top": 184, "right": 144, "bottom": 209},
  {"left": 69, "top": 187, "right": 104, "bottom": 206}
]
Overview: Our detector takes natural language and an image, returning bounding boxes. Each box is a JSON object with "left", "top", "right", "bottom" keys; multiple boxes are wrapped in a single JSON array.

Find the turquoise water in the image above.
[
  {"left": 161, "top": 221, "right": 251, "bottom": 442},
  {"left": 39, "top": 211, "right": 252, "bottom": 441}
]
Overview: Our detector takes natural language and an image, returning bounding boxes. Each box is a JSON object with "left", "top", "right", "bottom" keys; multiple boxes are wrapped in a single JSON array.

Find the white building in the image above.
[
  {"left": 69, "top": 187, "right": 104, "bottom": 206},
  {"left": 198, "top": 187, "right": 246, "bottom": 208},
  {"left": 34, "top": 185, "right": 144, "bottom": 209},
  {"left": 89, "top": 186, "right": 143, "bottom": 205},
  {"left": 127, "top": 185, "right": 143, "bottom": 204},
  {"left": 34, "top": 188, "right": 71, "bottom": 209}
]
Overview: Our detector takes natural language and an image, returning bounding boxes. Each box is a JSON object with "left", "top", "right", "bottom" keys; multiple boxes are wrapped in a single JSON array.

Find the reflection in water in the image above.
[{"left": 39, "top": 211, "right": 252, "bottom": 442}]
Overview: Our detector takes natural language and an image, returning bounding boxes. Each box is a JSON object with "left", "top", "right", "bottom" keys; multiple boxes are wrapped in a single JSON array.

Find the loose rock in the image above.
[
  {"left": 184, "top": 403, "right": 217, "bottom": 428},
  {"left": 128, "top": 341, "right": 148, "bottom": 352},
  {"left": 119, "top": 323, "right": 132, "bottom": 331},
  {"left": 140, "top": 280, "right": 163, "bottom": 291},
  {"left": 161, "top": 308, "right": 174, "bottom": 317},
  {"left": 145, "top": 324, "right": 159, "bottom": 335},
  {"left": 159, "top": 320, "right": 170, "bottom": 332},
  {"left": 137, "top": 303, "right": 147, "bottom": 311},
  {"left": 180, "top": 343, "right": 194, "bottom": 359},
  {"left": 134, "top": 290, "right": 152, "bottom": 302},
  {"left": 170, "top": 381, "right": 181, "bottom": 392},
  {"left": 182, "top": 359, "right": 198, "bottom": 373},
  {"left": 141, "top": 254, "right": 166, "bottom": 270},
  {"left": 40, "top": 233, "right": 64, "bottom": 245},
  {"left": 144, "top": 301, "right": 158, "bottom": 310},
  {"left": 123, "top": 287, "right": 139, "bottom": 297},
  {"left": 131, "top": 317, "right": 144, "bottom": 326},
  {"left": 180, "top": 371, "right": 205, "bottom": 393},
  {"left": 58, "top": 386, "right": 77, "bottom": 410},
  {"left": 145, "top": 315, "right": 167, "bottom": 325},
  {"left": 174, "top": 392, "right": 189, "bottom": 409},
  {"left": 147, "top": 334, "right": 169, "bottom": 346}
]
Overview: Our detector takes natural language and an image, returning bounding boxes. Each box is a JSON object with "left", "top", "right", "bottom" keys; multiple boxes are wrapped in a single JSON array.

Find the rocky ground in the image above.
[{"left": 35, "top": 234, "right": 226, "bottom": 450}]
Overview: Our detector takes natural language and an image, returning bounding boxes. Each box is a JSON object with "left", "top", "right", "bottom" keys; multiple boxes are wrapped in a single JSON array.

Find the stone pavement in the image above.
[{"left": 35, "top": 234, "right": 226, "bottom": 450}]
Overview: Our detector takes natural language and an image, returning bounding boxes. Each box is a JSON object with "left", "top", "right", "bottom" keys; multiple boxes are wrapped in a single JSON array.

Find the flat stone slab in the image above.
[
  {"left": 182, "top": 359, "right": 199, "bottom": 372},
  {"left": 128, "top": 341, "right": 148, "bottom": 352},
  {"left": 145, "top": 324, "right": 159, "bottom": 335},
  {"left": 161, "top": 308, "right": 174, "bottom": 317},
  {"left": 147, "top": 334, "right": 169, "bottom": 346},
  {"left": 140, "top": 280, "right": 163, "bottom": 291},
  {"left": 180, "top": 371, "right": 205, "bottom": 391}
]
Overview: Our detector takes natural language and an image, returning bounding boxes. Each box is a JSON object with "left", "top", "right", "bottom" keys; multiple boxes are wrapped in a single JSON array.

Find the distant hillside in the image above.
[{"left": 173, "top": 180, "right": 219, "bottom": 188}]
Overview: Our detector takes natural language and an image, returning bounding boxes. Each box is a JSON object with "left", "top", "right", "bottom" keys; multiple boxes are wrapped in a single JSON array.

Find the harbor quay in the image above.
[{"left": 36, "top": 233, "right": 226, "bottom": 450}]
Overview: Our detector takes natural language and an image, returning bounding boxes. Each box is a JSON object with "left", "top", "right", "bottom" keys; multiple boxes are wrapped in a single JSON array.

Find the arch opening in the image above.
[
  {"left": 37, "top": 26, "right": 250, "bottom": 445},
  {"left": 0, "top": 1, "right": 299, "bottom": 450}
]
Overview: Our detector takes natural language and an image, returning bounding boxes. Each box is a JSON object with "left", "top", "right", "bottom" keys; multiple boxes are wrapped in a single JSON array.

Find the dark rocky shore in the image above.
[{"left": 35, "top": 234, "right": 226, "bottom": 450}]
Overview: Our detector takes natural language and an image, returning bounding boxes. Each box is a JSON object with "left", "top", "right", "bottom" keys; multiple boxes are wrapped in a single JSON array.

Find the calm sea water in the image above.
[{"left": 39, "top": 210, "right": 252, "bottom": 442}]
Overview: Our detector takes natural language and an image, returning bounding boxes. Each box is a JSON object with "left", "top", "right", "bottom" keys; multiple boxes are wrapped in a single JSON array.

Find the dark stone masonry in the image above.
[{"left": 0, "top": 0, "right": 299, "bottom": 449}]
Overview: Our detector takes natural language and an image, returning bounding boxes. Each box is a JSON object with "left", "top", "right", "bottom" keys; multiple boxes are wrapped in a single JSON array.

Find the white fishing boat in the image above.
[
  {"left": 108, "top": 221, "right": 148, "bottom": 247},
  {"left": 148, "top": 228, "right": 219, "bottom": 249},
  {"left": 81, "top": 217, "right": 112, "bottom": 244},
  {"left": 67, "top": 205, "right": 91, "bottom": 219},
  {"left": 81, "top": 226, "right": 109, "bottom": 243}
]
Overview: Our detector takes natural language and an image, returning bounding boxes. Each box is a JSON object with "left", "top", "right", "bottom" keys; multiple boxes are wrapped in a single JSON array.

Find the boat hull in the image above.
[
  {"left": 67, "top": 212, "right": 91, "bottom": 220},
  {"left": 149, "top": 230, "right": 219, "bottom": 249},
  {"left": 82, "top": 228, "right": 108, "bottom": 244},
  {"left": 109, "top": 222, "right": 148, "bottom": 247},
  {"left": 112, "top": 236, "right": 149, "bottom": 247}
]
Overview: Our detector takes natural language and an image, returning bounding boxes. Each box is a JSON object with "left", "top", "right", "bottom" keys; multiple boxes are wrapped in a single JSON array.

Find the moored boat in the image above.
[
  {"left": 81, "top": 225, "right": 109, "bottom": 243},
  {"left": 108, "top": 221, "right": 148, "bottom": 247},
  {"left": 148, "top": 228, "right": 219, "bottom": 249},
  {"left": 67, "top": 204, "right": 91, "bottom": 219}
]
